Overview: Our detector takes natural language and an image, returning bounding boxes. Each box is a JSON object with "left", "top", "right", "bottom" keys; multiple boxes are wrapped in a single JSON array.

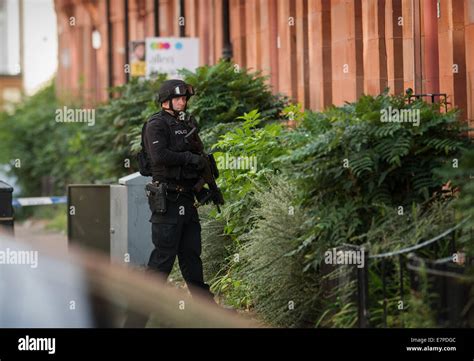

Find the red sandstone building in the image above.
[{"left": 53, "top": 0, "right": 474, "bottom": 128}]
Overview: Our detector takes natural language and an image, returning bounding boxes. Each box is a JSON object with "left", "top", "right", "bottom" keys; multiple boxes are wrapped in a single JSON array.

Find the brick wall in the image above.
[{"left": 53, "top": 0, "right": 474, "bottom": 129}]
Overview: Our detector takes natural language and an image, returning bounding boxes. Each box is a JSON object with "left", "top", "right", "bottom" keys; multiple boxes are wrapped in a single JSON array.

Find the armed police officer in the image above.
[{"left": 142, "top": 79, "right": 222, "bottom": 304}]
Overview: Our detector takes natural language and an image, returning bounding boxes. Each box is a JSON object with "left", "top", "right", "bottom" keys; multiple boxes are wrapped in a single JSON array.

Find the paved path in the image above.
[{"left": 13, "top": 219, "right": 68, "bottom": 253}]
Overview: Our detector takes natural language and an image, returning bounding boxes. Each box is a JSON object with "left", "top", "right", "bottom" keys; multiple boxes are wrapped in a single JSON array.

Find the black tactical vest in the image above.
[{"left": 145, "top": 110, "right": 200, "bottom": 185}]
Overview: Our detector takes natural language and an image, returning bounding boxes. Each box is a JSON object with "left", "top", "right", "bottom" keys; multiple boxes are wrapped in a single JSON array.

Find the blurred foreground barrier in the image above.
[{"left": 0, "top": 232, "right": 259, "bottom": 328}]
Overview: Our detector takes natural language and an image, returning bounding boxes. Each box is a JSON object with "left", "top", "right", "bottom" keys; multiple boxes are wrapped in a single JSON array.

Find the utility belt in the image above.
[
  {"left": 165, "top": 183, "right": 194, "bottom": 194},
  {"left": 145, "top": 181, "right": 195, "bottom": 214}
]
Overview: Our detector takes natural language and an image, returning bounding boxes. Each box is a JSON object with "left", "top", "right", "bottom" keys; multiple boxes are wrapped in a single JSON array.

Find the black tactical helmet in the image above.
[{"left": 156, "top": 79, "right": 195, "bottom": 105}]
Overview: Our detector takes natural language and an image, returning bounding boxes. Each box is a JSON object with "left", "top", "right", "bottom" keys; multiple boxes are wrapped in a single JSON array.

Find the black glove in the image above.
[
  {"left": 184, "top": 152, "right": 206, "bottom": 170},
  {"left": 195, "top": 187, "right": 212, "bottom": 204}
]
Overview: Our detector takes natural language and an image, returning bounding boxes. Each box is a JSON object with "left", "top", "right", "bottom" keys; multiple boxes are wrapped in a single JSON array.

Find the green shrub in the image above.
[
  {"left": 73, "top": 76, "right": 166, "bottom": 183},
  {"left": 306, "top": 198, "right": 460, "bottom": 328},
  {"left": 0, "top": 82, "right": 79, "bottom": 195},
  {"left": 279, "top": 92, "right": 471, "bottom": 271},
  {"left": 208, "top": 93, "right": 471, "bottom": 328},
  {"left": 180, "top": 59, "right": 288, "bottom": 131},
  {"left": 199, "top": 205, "right": 233, "bottom": 281},
  {"left": 235, "top": 176, "right": 321, "bottom": 327},
  {"left": 436, "top": 147, "right": 474, "bottom": 254},
  {"left": 211, "top": 110, "right": 287, "bottom": 240}
]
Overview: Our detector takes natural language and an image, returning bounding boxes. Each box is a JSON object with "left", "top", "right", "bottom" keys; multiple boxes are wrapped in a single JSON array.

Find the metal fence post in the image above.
[
  {"left": 357, "top": 250, "right": 370, "bottom": 328},
  {"left": 399, "top": 254, "right": 405, "bottom": 327}
]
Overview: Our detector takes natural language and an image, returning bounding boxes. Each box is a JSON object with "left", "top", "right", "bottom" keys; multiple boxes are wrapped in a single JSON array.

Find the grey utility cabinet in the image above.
[
  {"left": 110, "top": 172, "right": 153, "bottom": 267},
  {"left": 68, "top": 172, "right": 152, "bottom": 267}
]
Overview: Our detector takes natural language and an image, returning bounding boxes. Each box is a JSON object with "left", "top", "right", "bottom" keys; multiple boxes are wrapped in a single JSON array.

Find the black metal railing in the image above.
[
  {"left": 405, "top": 88, "right": 449, "bottom": 112},
  {"left": 356, "top": 218, "right": 471, "bottom": 328}
]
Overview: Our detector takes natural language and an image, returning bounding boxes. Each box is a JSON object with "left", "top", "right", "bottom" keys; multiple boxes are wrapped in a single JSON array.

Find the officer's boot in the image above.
[{"left": 186, "top": 281, "right": 217, "bottom": 305}]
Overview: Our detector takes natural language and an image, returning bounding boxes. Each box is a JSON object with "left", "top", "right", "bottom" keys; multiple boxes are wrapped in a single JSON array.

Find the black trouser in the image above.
[{"left": 148, "top": 191, "right": 215, "bottom": 302}]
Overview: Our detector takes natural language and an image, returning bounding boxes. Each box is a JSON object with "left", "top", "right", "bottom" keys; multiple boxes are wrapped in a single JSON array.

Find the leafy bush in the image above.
[
  {"left": 0, "top": 77, "right": 167, "bottom": 194},
  {"left": 363, "top": 199, "right": 458, "bottom": 328},
  {"left": 199, "top": 205, "right": 233, "bottom": 281},
  {"left": 0, "top": 82, "right": 80, "bottom": 195},
  {"left": 236, "top": 176, "right": 321, "bottom": 326},
  {"left": 72, "top": 76, "right": 166, "bottom": 183},
  {"left": 279, "top": 92, "right": 471, "bottom": 271},
  {"left": 205, "top": 92, "right": 472, "bottom": 328},
  {"left": 212, "top": 109, "right": 287, "bottom": 240},
  {"left": 436, "top": 147, "right": 474, "bottom": 253},
  {"left": 180, "top": 59, "right": 288, "bottom": 131}
]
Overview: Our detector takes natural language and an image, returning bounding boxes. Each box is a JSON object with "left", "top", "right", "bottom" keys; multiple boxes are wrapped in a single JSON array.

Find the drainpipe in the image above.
[
  {"left": 154, "top": 0, "right": 160, "bottom": 36},
  {"left": 423, "top": 0, "right": 440, "bottom": 95},
  {"left": 413, "top": 0, "right": 422, "bottom": 93},
  {"left": 106, "top": 0, "right": 113, "bottom": 91},
  {"left": 124, "top": 0, "right": 130, "bottom": 82},
  {"left": 222, "top": 0, "right": 232, "bottom": 60},
  {"left": 179, "top": 0, "right": 185, "bottom": 37}
]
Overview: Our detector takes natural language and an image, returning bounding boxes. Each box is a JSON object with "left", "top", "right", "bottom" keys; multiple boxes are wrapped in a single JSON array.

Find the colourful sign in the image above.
[{"left": 145, "top": 37, "right": 199, "bottom": 79}]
